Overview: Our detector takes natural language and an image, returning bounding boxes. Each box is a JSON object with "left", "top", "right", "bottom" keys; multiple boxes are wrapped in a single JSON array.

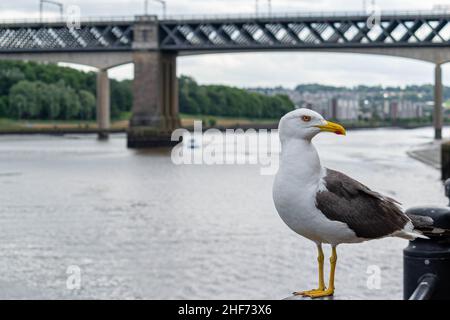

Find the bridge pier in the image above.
[
  {"left": 96, "top": 68, "right": 110, "bottom": 140},
  {"left": 434, "top": 64, "right": 443, "bottom": 140},
  {"left": 127, "top": 51, "right": 180, "bottom": 148}
]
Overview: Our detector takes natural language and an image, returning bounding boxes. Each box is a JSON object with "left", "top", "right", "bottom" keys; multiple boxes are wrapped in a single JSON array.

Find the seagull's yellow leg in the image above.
[
  {"left": 303, "top": 245, "right": 337, "bottom": 298},
  {"left": 293, "top": 244, "right": 326, "bottom": 296}
]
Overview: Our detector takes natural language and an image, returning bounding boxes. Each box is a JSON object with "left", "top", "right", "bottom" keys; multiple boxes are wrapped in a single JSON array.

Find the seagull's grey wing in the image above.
[{"left": 315, "top": 168, "right": 409, "bottom": 239}]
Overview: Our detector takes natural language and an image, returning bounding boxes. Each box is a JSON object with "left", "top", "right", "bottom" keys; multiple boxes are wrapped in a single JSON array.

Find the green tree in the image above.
[
  {"left": 178, "top": 75, "right": 295, "bottom": 119},
  {"left": 79, "top": 90, "right": 96, "bottom": 120},
  {"left": 9, "top": 80, "right": 39, "bottom": 119}
]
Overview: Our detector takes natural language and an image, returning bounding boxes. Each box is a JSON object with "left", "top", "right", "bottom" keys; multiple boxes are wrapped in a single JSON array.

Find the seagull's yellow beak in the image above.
[{"left": 316, "top": 120, "right": 346, "bottom": 135}]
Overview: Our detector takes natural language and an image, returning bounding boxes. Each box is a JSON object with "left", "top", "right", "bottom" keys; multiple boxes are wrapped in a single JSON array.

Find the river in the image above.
[{"left": 0, "top": 126, "right": 446, "bottom": 299}]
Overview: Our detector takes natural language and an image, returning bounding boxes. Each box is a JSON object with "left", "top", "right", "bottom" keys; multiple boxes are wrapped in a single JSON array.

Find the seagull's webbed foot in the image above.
[
  {"left": 300, "top": 288, "right": 334, "bottom": 298},
  {"left": 293, "top": 287, "right": 326, "bottom": 296}
]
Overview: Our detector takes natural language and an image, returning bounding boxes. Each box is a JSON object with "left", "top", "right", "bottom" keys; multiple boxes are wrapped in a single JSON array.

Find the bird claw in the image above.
[
  {"left": 293, "top": 288, "right": 326, "bottom": 296},
  {"left": 300, "top": 289, "right": 334, "bottom": 298}
]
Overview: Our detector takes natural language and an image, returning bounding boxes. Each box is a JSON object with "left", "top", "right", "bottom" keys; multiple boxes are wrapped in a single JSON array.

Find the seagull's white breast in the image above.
[{"left": 272, "top": 140, "right": 362, "bottom": 245}]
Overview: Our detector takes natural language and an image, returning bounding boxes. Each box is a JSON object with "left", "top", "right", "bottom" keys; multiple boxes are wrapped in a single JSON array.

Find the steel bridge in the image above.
[
  {"left": 2, "top": 12, "right": 450, "bottom": 53},
  {"left": 159, "top": 12, "right": 450, "bottom": 53},
  {"left": 0, "top": 11, "right": 449, "bottom": 145}
]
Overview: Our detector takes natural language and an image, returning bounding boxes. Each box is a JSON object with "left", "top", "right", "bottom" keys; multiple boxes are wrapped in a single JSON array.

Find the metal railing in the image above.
[
  {"left": 3, "top": 9, "right": 450, "bottom": 25},
  {"left": 161, "top": 9, "right": 450, "bottom": 21},
  {"left": 0, "top": 15, "right": 135, "bottom": 25}
]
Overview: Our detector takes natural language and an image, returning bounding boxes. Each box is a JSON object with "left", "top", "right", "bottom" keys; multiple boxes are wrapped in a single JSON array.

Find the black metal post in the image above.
[{"left": 403, "top": 180, "right": 450, "bottom": 300}]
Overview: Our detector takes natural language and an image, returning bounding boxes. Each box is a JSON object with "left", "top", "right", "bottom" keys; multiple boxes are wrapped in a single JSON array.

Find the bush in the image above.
[{"left": 207, "top": 117, "right": 217, "bottom": 127}]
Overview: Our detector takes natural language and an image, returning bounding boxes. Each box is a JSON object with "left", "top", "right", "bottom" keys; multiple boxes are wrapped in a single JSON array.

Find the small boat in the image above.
[{"left": 187, "top": 137, "right": 198, "bottom": 149}]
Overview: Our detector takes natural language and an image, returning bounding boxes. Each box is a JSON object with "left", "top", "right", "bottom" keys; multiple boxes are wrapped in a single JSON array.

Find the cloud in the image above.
[
  {"left": 1, "top": 0, "right": 444, "bottom": 19},
  {"left": 178, "top": 52, "right": 436, "bottom": 88}
]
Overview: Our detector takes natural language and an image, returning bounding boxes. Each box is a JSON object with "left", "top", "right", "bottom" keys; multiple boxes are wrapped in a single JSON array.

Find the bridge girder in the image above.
[
  {"left": 159, "top": 14, "right": 450, "bottom": 55},
  {"left": 0, "top": 21, "right": 132, "bottom": 52},
  {"left": 1, "top": 13, "right": 450, "bottom": 54}
]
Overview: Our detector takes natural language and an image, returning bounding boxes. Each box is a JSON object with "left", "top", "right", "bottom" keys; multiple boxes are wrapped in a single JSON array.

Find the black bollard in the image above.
[
  {"left": 442, "top": 141, "right": 450, "bottom": 181},
  {"left": 403, "top": 180, "right": 450, "bottom": 300}
]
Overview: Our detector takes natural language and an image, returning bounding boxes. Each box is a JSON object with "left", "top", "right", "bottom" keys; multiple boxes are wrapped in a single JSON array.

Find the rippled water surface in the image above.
[{"left": 0, "top": 127, "right": 447, "bottom": 299}]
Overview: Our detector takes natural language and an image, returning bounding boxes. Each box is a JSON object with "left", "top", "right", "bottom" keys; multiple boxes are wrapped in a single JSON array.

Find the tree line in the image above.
[
  {"left": 0, "top": 60, "right": 131, "bottom": 120},
  {"left": 179, "top": 75, "right": 294, "bottom": 119},
  {"left": 0, "top": 60, "right": 295, "bottom": 121}
]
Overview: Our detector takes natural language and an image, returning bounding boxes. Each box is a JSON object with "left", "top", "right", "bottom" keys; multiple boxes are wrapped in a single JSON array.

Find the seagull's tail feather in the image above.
[
  {"left": 406, "top": 213, "right": 450, "bottom": 238},
  {"left": 392, "top": 223, "right": 429, "bottom": 240},
  {"left": 398, "top": 230, "right": 429, "bottom": 240}
]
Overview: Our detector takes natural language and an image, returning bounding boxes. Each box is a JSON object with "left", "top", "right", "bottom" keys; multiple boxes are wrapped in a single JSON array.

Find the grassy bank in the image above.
[
  {"left": 0, "top": 118, "right": 129, "bottom": 131},
  {"left": 0, "top": 113, "right": 280, "bottom": 133},
  {"left": 0, "top": 114, "right": 439, "bottom": 134},
  {"left": 179, "top": 113, "right": 279, "bottom": 128}
]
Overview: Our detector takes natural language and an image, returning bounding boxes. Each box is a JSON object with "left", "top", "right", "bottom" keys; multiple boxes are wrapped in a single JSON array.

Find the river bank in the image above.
[{"left": 0, "top": 115, "right": 435, "bottom": 135}]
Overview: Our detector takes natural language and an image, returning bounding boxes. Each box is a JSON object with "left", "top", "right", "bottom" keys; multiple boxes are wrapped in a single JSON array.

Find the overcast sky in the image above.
[{"left": 2, "top": 0, "right": 450, "bottom": 88}]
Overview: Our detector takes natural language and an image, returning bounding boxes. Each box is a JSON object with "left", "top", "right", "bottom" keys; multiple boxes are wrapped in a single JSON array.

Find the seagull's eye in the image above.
[{"left": 301, "top": 115, "right": 312, "bottom": 122}]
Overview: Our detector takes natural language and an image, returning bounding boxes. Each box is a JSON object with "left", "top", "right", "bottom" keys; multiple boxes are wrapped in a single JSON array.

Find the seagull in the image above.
[{"left": 272, "top": 108, "right": 429, "bottom": 298}]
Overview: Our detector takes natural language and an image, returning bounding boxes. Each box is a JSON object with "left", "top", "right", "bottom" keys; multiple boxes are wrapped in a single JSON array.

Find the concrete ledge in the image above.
[{"left": 407, "top": 141, "right": 442, "bottom": 170}]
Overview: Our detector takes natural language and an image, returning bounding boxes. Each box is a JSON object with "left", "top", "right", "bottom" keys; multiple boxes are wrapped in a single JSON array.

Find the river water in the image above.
[{"left": 0, "top": 127, "right": 447, "bottom": 300}]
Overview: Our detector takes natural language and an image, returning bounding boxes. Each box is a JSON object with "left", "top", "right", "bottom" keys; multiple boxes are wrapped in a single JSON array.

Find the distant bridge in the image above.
[
  {"left": 1, "top": 11, "right": 450, "bottom": 145},
  {"left": 3, "top": 11, "right": 450, "bottom": 53}
]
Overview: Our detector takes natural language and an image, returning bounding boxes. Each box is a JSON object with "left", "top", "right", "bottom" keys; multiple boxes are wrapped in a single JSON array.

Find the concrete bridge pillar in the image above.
[
  {"left": 128, "top": 15, "right": 181, "bottom": 148},
  {"left": 434, "top": 63, "right": 443, "bottom": 140},
  {"left": 96, "top": 68, "right": 110, "bottom": 140},
  {"left": 128, "top": 51, "right": 180, "bottom": 147}
]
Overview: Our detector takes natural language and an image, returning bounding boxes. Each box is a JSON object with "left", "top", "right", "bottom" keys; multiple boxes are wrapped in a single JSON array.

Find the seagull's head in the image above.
[{"left": 279, "top": 108, "right": 346, "bottom": 141}]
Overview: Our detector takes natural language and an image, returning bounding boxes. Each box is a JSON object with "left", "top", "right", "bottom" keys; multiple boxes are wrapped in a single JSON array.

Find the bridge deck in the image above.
[{"left": 1, "top": 11, "right": 450, "bottom": 53}]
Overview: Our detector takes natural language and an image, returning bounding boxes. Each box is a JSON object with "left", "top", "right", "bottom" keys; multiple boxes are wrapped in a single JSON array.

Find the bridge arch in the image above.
[
  {"left": 178, "top": 47, "right": 450, "bottom": 64},
  {"left": 0, "top": 51, "right": 133, "bottom": 69}
]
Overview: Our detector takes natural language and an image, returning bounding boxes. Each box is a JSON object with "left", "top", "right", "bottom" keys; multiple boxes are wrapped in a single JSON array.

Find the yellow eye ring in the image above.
[{"left": 301, "top": 115, "right": 312, "bottom": 122}]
